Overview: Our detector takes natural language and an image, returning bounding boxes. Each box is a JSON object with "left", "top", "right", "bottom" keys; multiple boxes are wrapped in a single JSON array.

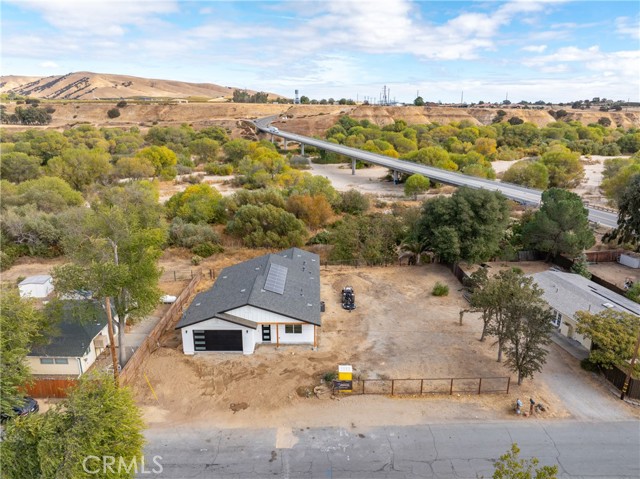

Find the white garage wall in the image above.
[{"left": 181, "top": 318, "right": 256, "bottom": 355}]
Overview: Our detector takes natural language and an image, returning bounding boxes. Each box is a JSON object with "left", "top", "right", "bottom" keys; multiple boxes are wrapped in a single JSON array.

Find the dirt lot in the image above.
[{"left": 132, "top": 263, "right": 621, "bottom": 430}]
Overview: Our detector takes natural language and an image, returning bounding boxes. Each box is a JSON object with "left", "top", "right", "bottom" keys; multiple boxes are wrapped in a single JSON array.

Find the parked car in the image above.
[{"left": 1, "top": 397, "right": 39, "bottom": 422}]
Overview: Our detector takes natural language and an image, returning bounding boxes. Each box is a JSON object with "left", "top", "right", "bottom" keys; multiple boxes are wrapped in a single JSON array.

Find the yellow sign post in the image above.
[{"left": 336, "top": 364, "right": 353, "bottom": 393}]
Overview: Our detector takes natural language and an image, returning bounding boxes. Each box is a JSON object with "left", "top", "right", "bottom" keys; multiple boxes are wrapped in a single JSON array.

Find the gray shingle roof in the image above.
[
  {"left": 29, "top": 301, "right": 108, "bottom": 358},
  {"left": 532, "top": 271, "right": 640, "bottom": 319},
  {"left": 176, "top": 248, "right": 321, "bottom": 329}
]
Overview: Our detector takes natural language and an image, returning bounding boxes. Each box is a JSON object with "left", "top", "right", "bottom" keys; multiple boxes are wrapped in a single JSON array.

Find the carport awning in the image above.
[{"left": 215, "top": 313, "right": 258, "bottom": 329}]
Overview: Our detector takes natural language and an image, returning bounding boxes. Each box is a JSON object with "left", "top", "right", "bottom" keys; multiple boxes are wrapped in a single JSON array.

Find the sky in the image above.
[{"left": 1, "top": 0, "right": 639, "bottom": 104}]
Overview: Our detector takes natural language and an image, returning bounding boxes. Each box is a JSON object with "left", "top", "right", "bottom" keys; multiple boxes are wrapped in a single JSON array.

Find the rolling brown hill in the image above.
[{"left": 0, "top": 72, "right": 281, "bottom": 101}]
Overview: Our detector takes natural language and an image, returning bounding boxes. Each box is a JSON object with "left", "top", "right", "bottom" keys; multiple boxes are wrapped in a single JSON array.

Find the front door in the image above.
[{"left": 262, "top": 325, "right": 271, "bottom": 342}]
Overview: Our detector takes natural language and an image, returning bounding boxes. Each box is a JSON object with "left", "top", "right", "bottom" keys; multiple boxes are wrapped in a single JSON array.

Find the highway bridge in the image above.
[{"left": 254, "top": 117, "right": 618, "bottom": 228}]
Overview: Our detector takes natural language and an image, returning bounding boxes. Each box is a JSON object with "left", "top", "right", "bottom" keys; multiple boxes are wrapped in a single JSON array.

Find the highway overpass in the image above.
[{"left": 254, "top": 117, "right": 618, "bottom": 228}]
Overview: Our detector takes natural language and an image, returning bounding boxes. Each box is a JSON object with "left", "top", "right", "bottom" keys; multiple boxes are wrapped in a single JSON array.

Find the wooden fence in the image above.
[
  {"left": 25, "top": 376, "right": 78, "bottom": 398},
  {"left": 339, "top": 376, "right": 510, "bottom": 396},
  {"left": 119, "top": 271, "right": 202, "bottom": 385},
  {"left": 601, "top": 365, "right": 640, "bottom": 400}
]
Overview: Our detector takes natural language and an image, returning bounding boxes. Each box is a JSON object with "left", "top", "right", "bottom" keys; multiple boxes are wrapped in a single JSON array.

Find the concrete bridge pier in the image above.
[
  {"left": 284, "top": 139, "right": 288, "bottom": 151},
  {"left": 393, "top": 170, "right": 399, "bottom": 184},
  {"left": 301, "top": 144, "right": 305, "bottom": 156},
  {"left": 351, "top": 158, "right": 356, "bottom": 175}
]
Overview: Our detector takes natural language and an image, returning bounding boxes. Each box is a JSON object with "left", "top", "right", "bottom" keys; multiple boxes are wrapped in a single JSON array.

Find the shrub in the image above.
[
  {"left": 322, "top": 371, "right": 337, "bottom": 383},
  {"left": 107, "top": 108, "right": 121, "bottom": 119},
  {"left": 116, "top": 100, "right": 128, "bottom": 108},
  {"left": 180, "top": 174, "right": 203, "bottom": 185},
  {"left": 191, "top": 241, "right": 223, "bottom": 258},
  {"left": 339, "top": 189, "right": 369, "bottom": 214},
  {"left": 205, "top": 162, "right": 233, "bottom": 175},
  {"left": 432, "top": 282, "right": 449, "bottom": 296},
  {"left": 168, "top": 218, "right": 221, "bottom": 249},
  {"left": 191, "top": 255, "right": 203, "bottom": 265},
  {"left": 307, "top": 230, "right": 331, "bottom": 245},
  {"left": 44, "top": 106, "right": 56, "bottom": 114},
  {"left": 580, "top": 357, "right": 600, "bottom": 373}
]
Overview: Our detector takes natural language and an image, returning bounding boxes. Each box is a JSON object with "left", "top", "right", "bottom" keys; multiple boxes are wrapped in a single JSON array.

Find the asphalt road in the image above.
[
  {"left": 141, "top": 421, "right": 640, "bottom": 478},
  {"left": 254, "top": 119, "right": 618, "bottom": 228}
]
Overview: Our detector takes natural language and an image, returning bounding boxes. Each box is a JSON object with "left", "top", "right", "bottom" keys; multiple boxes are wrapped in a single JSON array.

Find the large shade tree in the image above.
[
  {"left": 522, "top": 188, "right": 595, "bottom": 260},
  {"left": 416, "top": 187, "right": 510, "bottom": 263},
  {"left": 52, "top": 182, "right": 165, "bottom": 365}
]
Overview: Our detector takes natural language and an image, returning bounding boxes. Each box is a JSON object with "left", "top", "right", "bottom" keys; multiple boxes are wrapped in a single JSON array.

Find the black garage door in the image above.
[{"left": 193, "top": 330, "right": 243, "bottom": 351}]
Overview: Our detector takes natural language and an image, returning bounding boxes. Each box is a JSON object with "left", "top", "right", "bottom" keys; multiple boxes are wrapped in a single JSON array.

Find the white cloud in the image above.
[
  {"left": 522, "top": 45, "right": 547, "bottom": 53},
  {"left": 39, "top": 60, "right": 59, "bottom": 68},
  {"left": 6, "top": 0, "right": 178, "bottom": 36},
  {"left": 615, "top": 16, "right": 640, "bottom": 40}
]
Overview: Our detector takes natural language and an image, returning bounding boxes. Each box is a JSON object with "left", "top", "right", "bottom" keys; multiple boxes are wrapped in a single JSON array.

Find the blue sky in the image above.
[{"left": 2, "top": 0, "right": 639, "bottom": 103}]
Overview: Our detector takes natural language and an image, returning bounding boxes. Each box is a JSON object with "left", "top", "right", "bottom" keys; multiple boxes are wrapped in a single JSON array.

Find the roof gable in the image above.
[{"left": 177, "top": 248, "right": 321, "bottom": 329}]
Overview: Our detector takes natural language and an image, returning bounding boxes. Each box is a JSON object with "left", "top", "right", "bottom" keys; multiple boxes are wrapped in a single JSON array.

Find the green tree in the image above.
[
  {"left": 0, "top": 290, "right": 46, "bottom": 417},
  {"left": 223, "top": 139, "right": 252, "bottom": 163},
  {"left": 226, "top": 204, "right": 307, "bottom": 248},
  {"left": 416, "top": 187, "right": 510, "bottom": 263},
  {"left": 107, "top": 107, "right": 121, "bottom": 118},
  {"left": 522, "top": 188, "right": 595, "bottom": 260},
  {"left": 339, "top": 189, "right": 370, "bottom": 214},
  {"left": 600, "top": 157, "right": 640, "bottom": 206},
  {"left": 472, "top": 269, "right": 544, "bottom": 362},
  {"left": 626, "top": 282, "right": 640, "bottom": 304},
  {"left": 414, "top": 96, "right": 425, "bottom": 106},
  {"left": 539, "top": 145, "right": 584, "bottom": 188},
  {"left": 4, "top": 176, "right": 84, "bottom": 213},
  {"left": 189, "top": 138, "right": 220, "bottom": 164},
  {"left": 0, "top": 152, "right": 41, "bottom": 183},
  {"left": 604, "top": 175, "right": 640, "bottom": 252},
  {"left": 330, "top": 214, "right": 404, "bottom": 265},
  {"left": 166, "top": 183, "right": 225, "bottom": 224},
  {"left": 576, "top": 309, "right": 640, "bottom": 371},
  {"left": 570, "top": 253, "right": 592, "bottom": 279},
  {"left": 0, "top": 374, "right": 145, "bottom": 479},
  {"left": 502, "top": 160, "right": 549, "bottom": 189},
  {"left": 114, "top": 156, "right": 155, "bottom": 179},
  {"left": 504, "top": 302, "right": 554, "bottom": 384},
  {"left": 53, "top": 183, "right": 165, "bottom": 365},
  {"left": 492, "top": 443, "right": 558, "bottom": 479},
  {"left": 47, "top": 147, "right": 113, "bottom": 190},
  {"left": 136, "top": 145, "right": 178, "bottom": 179},
  {"left": 404, "top": 174, "right": 430, "bottom": 199}
]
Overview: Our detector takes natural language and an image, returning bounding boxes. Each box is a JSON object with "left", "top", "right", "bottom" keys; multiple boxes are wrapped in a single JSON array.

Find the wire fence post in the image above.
[
  {"left": 420, "top": 379, "right": 424, "bottom": 395},
  {"left": 478, "top": 378, "right": 482, "bottom": 395},
  {"left": 391, "top": 380, "right": 395, "bottom": 396},
  {"left": 506, "top": 377, "right": 511, "bottom": 394},
  {"left": 450, "top": 378, "right": 454, "bottom": 395}
]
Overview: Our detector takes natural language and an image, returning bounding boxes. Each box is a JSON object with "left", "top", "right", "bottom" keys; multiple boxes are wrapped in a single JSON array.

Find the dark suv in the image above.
[{"left": 1, "top": 397, "right": 39, "bottom": 422}]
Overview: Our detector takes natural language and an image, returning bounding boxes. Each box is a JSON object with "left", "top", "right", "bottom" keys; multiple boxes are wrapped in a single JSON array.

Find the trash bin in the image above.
[{"left": 320, "top": 301, "right": 325, "bottom": 312}]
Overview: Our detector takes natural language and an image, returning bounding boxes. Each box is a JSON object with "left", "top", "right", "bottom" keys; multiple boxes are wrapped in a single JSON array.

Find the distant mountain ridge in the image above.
[{"left": 0, "top": 72, "right": 280, "bottom": 100}]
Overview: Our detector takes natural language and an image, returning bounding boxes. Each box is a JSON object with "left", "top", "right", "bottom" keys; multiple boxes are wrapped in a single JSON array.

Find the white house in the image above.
[
  {"left": 28, "top": 300, "right": 115, "bottom": 377},
  {"left": 532, "top": 271, "right": 640, "bottom": 351},
  {"left": 176, "top": 248, "right": 321, "bottom": 355},
  {"left": 19, "top": 275, "right": 54, "bottom": 299}
]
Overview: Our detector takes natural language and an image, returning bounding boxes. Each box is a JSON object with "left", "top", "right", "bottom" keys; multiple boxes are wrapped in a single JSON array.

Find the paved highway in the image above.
[
  {"left": 141, "top": 421, "right": 640, "bottom": 478},
  {"left": 254, "top": 118, "right": 618, "bottom": 228}
]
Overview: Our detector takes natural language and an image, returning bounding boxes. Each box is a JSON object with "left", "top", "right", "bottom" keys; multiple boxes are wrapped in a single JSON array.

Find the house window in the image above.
[
  {"left": 40, "top": 358, "right": 54, "bottom": 364},
  {"left": 285, "top": 325, "right": 302, "bottom": 334},
  {"left": 54, "top": 358, "right": 68, "bottom": 364},
  {"left": 551, "top": 309, "right": 562, "bottom": 328}
]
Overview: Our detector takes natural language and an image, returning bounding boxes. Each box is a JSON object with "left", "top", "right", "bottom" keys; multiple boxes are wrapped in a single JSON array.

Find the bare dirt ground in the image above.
[
  {"left": 588, "top": 262, "right": 640, "bottom": 290},
  {"left": 132, "top": 264, "right": 639, "bottom": 431}
]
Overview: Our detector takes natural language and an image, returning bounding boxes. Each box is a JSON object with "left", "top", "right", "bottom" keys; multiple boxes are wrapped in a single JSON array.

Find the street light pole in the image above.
[{"left": 105, "top": 296, "right": 120, "bottom": 387}]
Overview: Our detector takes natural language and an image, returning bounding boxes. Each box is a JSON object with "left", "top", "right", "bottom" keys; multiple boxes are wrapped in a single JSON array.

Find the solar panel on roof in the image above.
[{"left": 264, "top": 263, "right": 288, "bottom": 294}]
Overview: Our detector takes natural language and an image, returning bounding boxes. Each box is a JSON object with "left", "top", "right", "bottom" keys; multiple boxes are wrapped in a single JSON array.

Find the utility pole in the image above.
[
  {"left": 105, "top": 296, "right": 120, "bottom": 387},
  {"left": 620, "top": 329, "right": 640, "bottom": 400}
]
